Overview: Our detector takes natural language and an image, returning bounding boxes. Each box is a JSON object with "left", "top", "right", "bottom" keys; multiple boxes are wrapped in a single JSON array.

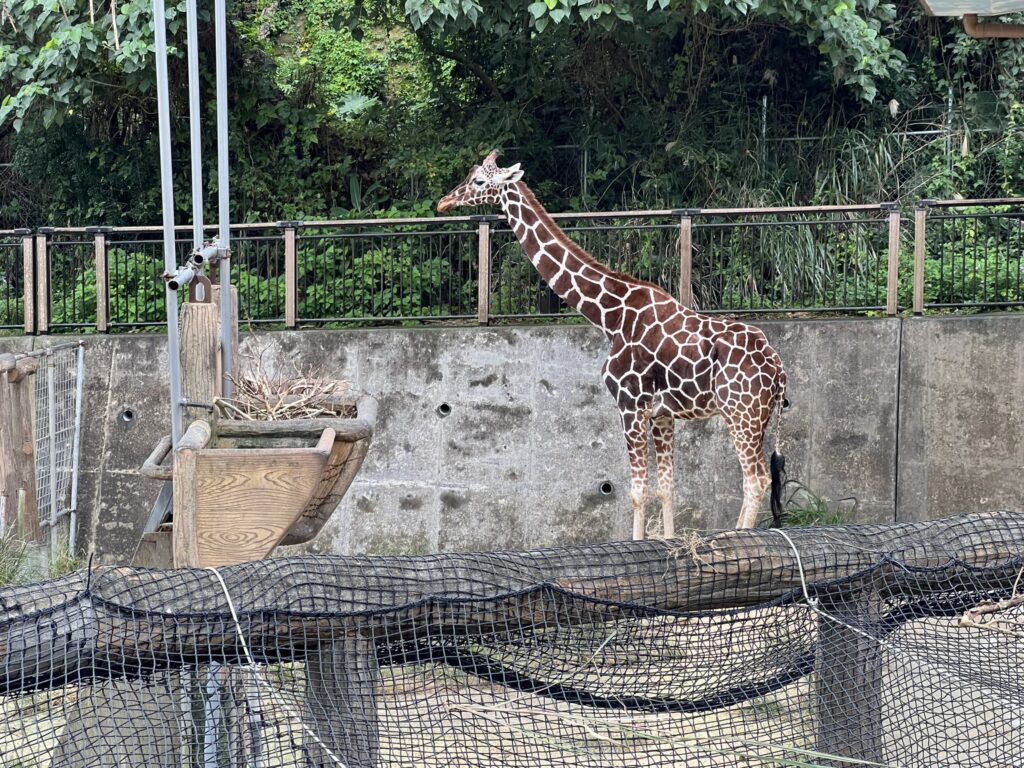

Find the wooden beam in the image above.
[
  {"left": 172, "top": 419, "right": 212, "bottom": 568},
  {"left": 1, "top": 512, "right": 1021, "bottom": 696}
]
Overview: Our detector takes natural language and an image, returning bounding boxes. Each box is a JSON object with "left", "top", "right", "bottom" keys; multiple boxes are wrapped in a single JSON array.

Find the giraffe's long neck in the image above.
[{"left": 500, "top": 183, "right": 637, "bottom": 332}]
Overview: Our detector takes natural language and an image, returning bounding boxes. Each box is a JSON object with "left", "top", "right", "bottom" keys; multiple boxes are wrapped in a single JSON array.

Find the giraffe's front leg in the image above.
[
  {"left": 652, "top": 414, "right": 676, "bottom": 539},
  {"left": 620, "top": 406, "right": 651, "bottom": 541}
]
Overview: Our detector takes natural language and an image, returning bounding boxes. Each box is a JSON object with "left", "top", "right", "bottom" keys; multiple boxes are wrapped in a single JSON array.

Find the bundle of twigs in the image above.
[{"left": 214, "top": 344, "right": 355, "bottom": 421}]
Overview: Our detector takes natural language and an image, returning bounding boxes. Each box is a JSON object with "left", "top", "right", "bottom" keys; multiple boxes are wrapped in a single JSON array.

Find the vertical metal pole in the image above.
[
  {"left": 186, "top": 0, "right": 204, "bottom": 249},
  {"left": 153, "top": 0, "right": 184, "bottom": 445},
  {"left": 67, "top": 342, "right": 85, "bottom": 555},
  {"left": 883, "top": 203, "right": 900, "bottom": 316},
  {"left": 46, "top": 353, "right": 58, "bottom": 561},
  {"left": 216, "top": 0, "right": 233, "bottom": 397}
]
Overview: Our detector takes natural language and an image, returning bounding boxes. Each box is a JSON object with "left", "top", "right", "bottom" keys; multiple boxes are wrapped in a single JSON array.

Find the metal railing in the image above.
[
  {"left": 8, "top": 198, "right": 1024, "bottom": 333},
  {"left": 912, "top": 199, "right": 1024, "bottom": 313}
]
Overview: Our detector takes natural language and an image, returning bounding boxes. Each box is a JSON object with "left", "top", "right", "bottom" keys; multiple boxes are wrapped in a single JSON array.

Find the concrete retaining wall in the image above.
[{"left": 1, "top": 315, "right": 1018, "bottom": 562}]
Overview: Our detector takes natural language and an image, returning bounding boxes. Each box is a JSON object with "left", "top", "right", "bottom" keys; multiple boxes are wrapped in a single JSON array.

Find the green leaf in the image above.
[{"left": 527, "top": 1, "right": 547, "bottom": 18}]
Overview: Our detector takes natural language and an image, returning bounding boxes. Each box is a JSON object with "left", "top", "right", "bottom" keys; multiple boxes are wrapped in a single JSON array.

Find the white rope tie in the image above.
[{"left": 205, "top": 566, "right": 350, "bottom": 768}]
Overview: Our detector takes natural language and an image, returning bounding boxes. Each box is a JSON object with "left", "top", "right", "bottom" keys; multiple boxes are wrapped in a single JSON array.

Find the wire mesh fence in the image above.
[
  {"left": 0, "top": 512, "right": 1021, "bottom": 767},
  {"left": 30, "top": 343, "right": 84, "bottom": 539}
]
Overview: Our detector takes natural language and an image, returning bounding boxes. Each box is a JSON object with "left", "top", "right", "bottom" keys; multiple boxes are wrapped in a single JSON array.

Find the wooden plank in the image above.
[
  {"left": 21, "top": 235, "right": 34, "bottom": 335},
  {"left": 913, "top": 207, "right": 928, "bottom": 314},
  {"left": 919, "top": 0, "right": 1024, "bottom": 16},
  {"left": 217, "top": 416, "right": 372, "bottom": 441},
  {"left": 477, "top": 219, "right": 491, "bottom": 324},
  {"left": 34, "top": 233, "right": 49, "bottom": 334},
  {"left": 284, "top": 226, "right": 298, "bottom": 328},
  {"left": 94, "top": 231, "right": 108, "bottom": 332},
  {"left": 172, "top": 420, "right": 212, "bottom": 568},
  {"left": 192, "top": 446, "right": 329, "bottom": 566},
  {"left": 678, "top": 215, "right": 693, "bottom": 307},
  {"left": 886, "top": 209, "right": 901, "bottom": 316},
  {"left": 0, "top": 361, "right": 40, "bottom": 541},
  {"left": 179, "top": 301, "right": 220, "bottom": 422}
]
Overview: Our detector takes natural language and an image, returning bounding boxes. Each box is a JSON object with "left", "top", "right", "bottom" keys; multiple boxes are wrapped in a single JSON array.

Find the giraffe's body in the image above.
[{"left": 439, "top": 152, "right": 788, "bottom": 536}]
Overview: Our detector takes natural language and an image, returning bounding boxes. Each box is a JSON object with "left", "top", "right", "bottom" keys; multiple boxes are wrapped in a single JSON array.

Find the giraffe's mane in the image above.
[{"left": 516, "top": 182, "right": 671, "bottom": 295}]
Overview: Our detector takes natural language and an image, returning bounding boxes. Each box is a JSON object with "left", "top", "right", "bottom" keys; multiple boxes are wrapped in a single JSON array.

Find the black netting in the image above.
[{"left": 2, "top": 512, "right": 1024, "bottom": 767}]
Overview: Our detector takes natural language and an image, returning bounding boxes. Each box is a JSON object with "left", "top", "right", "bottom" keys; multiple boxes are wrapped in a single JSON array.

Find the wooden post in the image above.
[
  {"left": 89, "top": 227, "right": 111, "bottom": 333},
  {"left": 0, "top": 355, "right": 39, "bottom": 541},
  {"left": 674, "top": 209, "right": 698, "bottom": 307},
  {"left": 35, "top": 228, "right": 51, "bottom": 334},
  {"left": 282, "top": 221, "right": 299, "bottom": 329},
  {"left": 883, "top": 203, "right": 900, "bottom": 315},
  {"left": 913, "top": 201, "right": 932, "bottom": 314},
  {"left": 180, "top": 302, "right": 221, "bottom": 421},
  {"left": 475, "top": 215, "right": 494, "bottom": 325},
  {"left": 305, "top": 631, "right": 380, "bottom": 768},
  {"left": 17, "top": 230, "right": 34, "bottom": 335},
  {"left": 815, "top": 587, "right": 884, "bottom": 765},
  {"left": 172, "top": 419, "right": 212, "bottom": 568}
]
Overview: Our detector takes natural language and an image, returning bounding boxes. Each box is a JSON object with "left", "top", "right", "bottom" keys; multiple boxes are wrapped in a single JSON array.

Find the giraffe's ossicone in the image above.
[{"left": 438, "top": 150, "right": 789, "bottom": 538}]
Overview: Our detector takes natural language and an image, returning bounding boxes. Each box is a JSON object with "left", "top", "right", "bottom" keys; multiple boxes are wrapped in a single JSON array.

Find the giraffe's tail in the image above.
[{"left": 769, "top": 386, "right": 788, "bottom": 527}]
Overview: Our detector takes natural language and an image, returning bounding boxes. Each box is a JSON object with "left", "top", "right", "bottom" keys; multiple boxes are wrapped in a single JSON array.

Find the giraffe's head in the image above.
[{"left": 436, "top": 150, "right": 524, "bottom": 213}]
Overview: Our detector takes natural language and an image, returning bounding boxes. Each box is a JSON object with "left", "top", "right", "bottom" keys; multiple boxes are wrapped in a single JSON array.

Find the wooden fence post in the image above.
[
  {"left": 815, "top": 586, "right": 884, "bottom": 766},
  {"left": 882, "top": 203, "right": 900, "bottom": 316},
  {"left": 17, "top": 229, "right": 34, "bottom": 335},
  {"left": 913, "top": 201, "right": 932, "bottom": 315},
  {"left": 673, "top": 209, "right": 699, "bottom": 307},
  {"left": 474, "top": 215, "right": 496, "bottom": 325},
  {"left": 35, "top": 228, "right": 51, "bottom": 334},
  {"left": 88, "top": 227, "right": 111, "bottom": 333},
  {"left": 280, "top": 221, "right": 301, "bottom": 329}
]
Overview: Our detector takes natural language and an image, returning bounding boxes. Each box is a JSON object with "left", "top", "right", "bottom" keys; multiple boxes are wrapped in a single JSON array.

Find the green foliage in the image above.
[{"left": 765, "top": 481, "right": 853, "bottom": 527}]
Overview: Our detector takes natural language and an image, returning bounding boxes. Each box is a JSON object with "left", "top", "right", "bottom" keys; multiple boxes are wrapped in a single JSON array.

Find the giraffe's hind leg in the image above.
[
  {"left": 652, "top": 414, "right": 676, "bottom": 538},
  {"left": 620, "top": 407, "right": 651, "bottom": 540},
  {"left": 725, "top": 408, "right": 773, "bottom": 529}
]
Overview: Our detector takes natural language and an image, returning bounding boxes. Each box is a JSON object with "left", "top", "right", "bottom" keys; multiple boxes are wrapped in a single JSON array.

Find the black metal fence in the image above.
[{"left": 4, "top": 198, "right": 1021, "bottom": 333}]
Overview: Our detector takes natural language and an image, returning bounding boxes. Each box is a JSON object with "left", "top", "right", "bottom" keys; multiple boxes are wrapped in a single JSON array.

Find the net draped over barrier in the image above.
[{"left": 1, "top": 512, "right": 1023, "bottom": 767}]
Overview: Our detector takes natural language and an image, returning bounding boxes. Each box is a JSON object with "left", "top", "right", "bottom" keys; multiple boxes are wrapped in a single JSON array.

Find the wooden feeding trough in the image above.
[
  {"left": 139, "top": 393, "right": 376, "bottom": 568},
  {"left": 137, "top": 291, "right": 376, "bottom": 569}
]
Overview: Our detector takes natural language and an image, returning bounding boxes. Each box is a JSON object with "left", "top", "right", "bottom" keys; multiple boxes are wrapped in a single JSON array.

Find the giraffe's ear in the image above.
[{"left": 496, "top": 163, "right": 524, "bottom": 184}]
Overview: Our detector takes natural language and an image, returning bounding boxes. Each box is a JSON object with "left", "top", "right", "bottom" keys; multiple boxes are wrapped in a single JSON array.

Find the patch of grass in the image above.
[
  {"left": 761, "top": 481, "right": 855, "bottom": 528},
  {"left": 0, "top": 529, "right": 29, "bottom": 587}
]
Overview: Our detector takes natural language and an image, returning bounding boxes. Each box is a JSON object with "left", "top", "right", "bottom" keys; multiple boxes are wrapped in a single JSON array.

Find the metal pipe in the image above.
[
  {"left": 186, "top": 0, "right": 204, "bottom": 248},
  {"left": 215, "top": 0, "right": 234, "bottom": 397},
  {"left": 46, "top": 354, "right": 57, "bottom": 561},
  {"left": 153, "top": 0, "right": 184, "bottom": 446},
  {"left": 166, "top": 267, "right": 197, "bottom": 292},
  {"left": 963, "top": 13, "right": 1024, "bottom": 38},
  {"left": 67, "top": 342, "right": 84, "bottom": 554},
  {"left": 192, "top": 243, "right": 220, "bottom": 265}
]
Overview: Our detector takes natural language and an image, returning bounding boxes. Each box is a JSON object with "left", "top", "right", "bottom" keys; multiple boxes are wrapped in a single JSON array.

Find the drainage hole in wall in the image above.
[
  {"left": 120, "top": 408, "right": 136, "bottom": 424},
  {"left": 599, "top": 481, "right": 614, "bottom": 496},
  {"left": 436, "top": 402, "right": 452, "bottom": 418}
]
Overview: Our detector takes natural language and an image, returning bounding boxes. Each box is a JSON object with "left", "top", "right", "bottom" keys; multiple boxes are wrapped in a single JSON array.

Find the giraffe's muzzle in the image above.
[{"left": 436, "top": 197, "right": 456, "bottom": 214}]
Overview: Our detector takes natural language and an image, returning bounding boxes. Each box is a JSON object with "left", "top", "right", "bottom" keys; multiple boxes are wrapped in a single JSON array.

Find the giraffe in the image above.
[{"left": 437, "top": 151, "right": 789, "bottom": 537}]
